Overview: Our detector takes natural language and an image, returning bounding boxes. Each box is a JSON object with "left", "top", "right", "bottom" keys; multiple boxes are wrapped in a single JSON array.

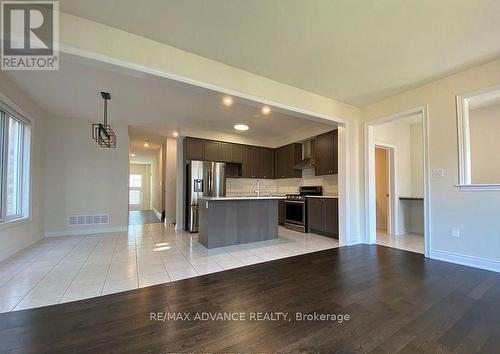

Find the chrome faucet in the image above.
[{"left": 254, "top": 179, "right": 261, "bottom": 197}]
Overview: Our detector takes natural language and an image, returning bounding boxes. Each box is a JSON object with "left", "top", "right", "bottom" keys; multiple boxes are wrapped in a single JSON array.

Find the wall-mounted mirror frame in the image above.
[{"left": 456, "top": 84, "right": 500, "bottom": 191}]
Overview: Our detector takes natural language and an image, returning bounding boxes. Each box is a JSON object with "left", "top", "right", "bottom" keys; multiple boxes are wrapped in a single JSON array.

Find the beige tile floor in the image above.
[
  {"left": 376, "top": 231, "right": 424, "bottom": 254},
  {"left": 0, "top": 224, "right": 338, "bottom": 313}
]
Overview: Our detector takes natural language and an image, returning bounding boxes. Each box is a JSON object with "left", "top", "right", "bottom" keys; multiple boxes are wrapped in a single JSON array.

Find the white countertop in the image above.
[
  {"left": 306, "top": 195, "right": 339, "bottom": 199},
  {"left": 199, "top": 196, "right": 286, "bottom": 201}
]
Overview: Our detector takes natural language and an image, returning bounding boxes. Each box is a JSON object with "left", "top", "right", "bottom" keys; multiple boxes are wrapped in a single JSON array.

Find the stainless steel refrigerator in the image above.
[{"left": 186, "top": 160, "right": 226, "bottom": 232}]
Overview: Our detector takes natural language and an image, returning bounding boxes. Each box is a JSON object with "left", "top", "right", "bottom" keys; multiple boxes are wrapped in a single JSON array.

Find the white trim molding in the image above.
[
  {"left": 456, "top": 184, "right": 500, "bottom": 191},
  {"left": 45, "top": 226, "right": 128, "bottom": 237},
  {"left": 431, "top": 249, "right": 500, "bottom": 273},
  {"left": 456, "top": 83, "right": 500, "bottom": 191}
]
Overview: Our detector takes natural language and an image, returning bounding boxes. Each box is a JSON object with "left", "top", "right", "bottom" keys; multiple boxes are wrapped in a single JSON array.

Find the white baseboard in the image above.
[
  {"left": 431, "top": 249, "right": 500, "bottom": 273},
  {"left": 45, "top": 226, "right": 128, "bottom": 237},
  {"left": 164, "top": 216, "right": 175, "bottom": 224},
  {"left": 153, "top": 208, "right": 162, "bottom": 220},
  {"left": 0, "top": 237, "right": 41, "bottom": 263}
]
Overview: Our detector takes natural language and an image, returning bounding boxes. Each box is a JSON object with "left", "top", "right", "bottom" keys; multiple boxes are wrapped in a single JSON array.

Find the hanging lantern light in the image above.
[{"left": 92, "top": 91, "right": 116, "bottom": 148}]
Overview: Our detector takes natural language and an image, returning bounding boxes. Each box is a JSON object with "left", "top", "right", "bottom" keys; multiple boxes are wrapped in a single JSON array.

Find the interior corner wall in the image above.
[
  {"left": 165, "top": 138, "right": 177, "bottom": 224},
  {"left": 374, "top": 120, "right": 412, "bottom": 197},
  {"left": 0, "top": 73, "right": 47, "bottom": 262},
  {"left": 44, "top": 116, "right": 129, "bottom": 236},
  {"left": 410, "top": 122, "right": 424, "bottom": 197},
  {"left": 151, "top": 149, "right": 163, "bottom": 214},
  {"left": 175, "top": 137, "right": 184, "bottom": 230},
  {"left": 361, "top": 58, "right": 500, "bottom": 265}
]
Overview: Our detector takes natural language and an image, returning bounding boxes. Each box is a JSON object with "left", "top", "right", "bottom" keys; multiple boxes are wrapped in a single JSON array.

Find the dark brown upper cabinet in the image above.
[
  {"left": 204, "top": 140, "right": 222, "bottom": 161},
  {"left": 185, "top": 137, "right": 204, "bottom": 161},
  {"left": 314, "top": 130, "right": 338, "bottom": 176},
  {"left": 240, "top": 146, "right": 274, "bottom": 179},
  {"left": 241, "top": 145, "right": 262, "bottom": 178},
  {"left": 306, "top": 197, "right": 338, "bottom": 239},
  {"left": 185, "top": 137, "right": 302, "bottom": 179},
  {"left": 221, "top": 142, "right": 243, "bottom": 164},
  {"left": 275, "top": 143, "right": 302, "bottom": 179},
  {"left": 261, "top": 148, "right": 274, "bottom": 179}
]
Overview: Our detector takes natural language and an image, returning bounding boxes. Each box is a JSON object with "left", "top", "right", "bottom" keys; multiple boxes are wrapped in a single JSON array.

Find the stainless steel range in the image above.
[{"left": 284, "top": 186, "right": 322, "bottom": 232}]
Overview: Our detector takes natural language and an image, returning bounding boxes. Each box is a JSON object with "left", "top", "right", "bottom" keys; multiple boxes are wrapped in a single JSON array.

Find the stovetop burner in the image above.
[{"left": 285, "top": 186, "right": 322, "bottom": 201}]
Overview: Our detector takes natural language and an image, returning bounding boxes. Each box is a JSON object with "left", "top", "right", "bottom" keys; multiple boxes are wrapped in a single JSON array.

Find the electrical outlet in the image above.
[{"left": 451, "top": 227, "right": 460, "bottom": 238}]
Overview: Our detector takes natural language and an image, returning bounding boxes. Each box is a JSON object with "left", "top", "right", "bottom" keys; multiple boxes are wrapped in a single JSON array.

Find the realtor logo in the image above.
[{"left": 1, "top": 0, "right": 59, "bottom": 70}]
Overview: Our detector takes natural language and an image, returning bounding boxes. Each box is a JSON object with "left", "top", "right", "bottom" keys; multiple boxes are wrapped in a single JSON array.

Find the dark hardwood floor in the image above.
[
  {"left": 1, "top": 245, "right": 499, "bottom": 353},
  {"left": 128, "top": 210, "right": 162, "bottom": 225}
]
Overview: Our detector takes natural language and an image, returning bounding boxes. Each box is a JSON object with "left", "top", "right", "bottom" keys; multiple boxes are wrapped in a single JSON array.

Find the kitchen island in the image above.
[{"left": 198, "top": 196, "right": 285, "bottom": 248}]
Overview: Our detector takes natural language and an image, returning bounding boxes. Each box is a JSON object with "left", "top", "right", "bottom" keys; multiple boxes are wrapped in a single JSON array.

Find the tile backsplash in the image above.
[{"left": 226, "top": 168, "right": 338, "bottom": 196}]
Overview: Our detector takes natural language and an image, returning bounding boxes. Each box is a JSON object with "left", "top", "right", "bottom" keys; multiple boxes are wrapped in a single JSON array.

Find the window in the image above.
[
  {"left": 0, "top": 105, "right": 31, "bottom": 221},
  {"left": 129, "top": 174, "right": 142, "bottom": 205},
  {"left": 129, "top": 174, "right": 142, "bottom": 188}
]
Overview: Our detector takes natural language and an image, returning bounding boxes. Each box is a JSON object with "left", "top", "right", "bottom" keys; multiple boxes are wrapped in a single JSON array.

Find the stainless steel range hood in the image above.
[{"left": 294, "top": 139, "right": 315, "bottom": 169}]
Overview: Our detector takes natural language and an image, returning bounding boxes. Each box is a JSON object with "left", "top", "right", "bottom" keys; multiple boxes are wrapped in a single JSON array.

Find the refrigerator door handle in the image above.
[{"left": 207, "top": 167, "right": 212, "bottom": 196}]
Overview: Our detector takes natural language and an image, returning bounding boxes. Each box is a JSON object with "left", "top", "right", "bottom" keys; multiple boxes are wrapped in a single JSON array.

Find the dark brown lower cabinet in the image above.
[
  {"left": 307, "top": 198, "right": 338, "bottom": 239},
  {"left": 278, "top": 200, "right": 285, "bottom": 226}
]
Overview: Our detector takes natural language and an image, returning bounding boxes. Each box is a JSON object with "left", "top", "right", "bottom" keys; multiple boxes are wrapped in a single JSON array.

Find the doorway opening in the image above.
[
  {"left": 365, "top": 107, "right": 430, "bottom": 255},
  {"left": 128, "top": 136, "right": 166, "bottom": 225}
]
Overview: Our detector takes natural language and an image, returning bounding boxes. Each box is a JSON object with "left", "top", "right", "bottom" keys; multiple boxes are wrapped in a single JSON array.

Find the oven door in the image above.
[{"left": 284, "top": 200, "right": 306, "bottom": 232}]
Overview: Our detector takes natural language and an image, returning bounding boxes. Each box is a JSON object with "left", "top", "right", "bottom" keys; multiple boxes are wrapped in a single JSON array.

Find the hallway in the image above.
[{"left": 129, "top": 210, "right": 162, "bottom": 225}]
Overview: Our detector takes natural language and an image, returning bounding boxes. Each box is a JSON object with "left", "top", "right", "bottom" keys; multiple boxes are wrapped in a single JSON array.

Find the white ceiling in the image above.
[
  {"left": 58, "top": 0, "right": 500, "bottom": 106},
  {"left": 4, "top": 54, "right": 334, "bottom": 147}
]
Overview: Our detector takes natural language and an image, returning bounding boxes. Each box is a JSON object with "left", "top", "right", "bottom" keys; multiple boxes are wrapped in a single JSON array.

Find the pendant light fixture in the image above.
[{"left": 92, "top": 91, "right": 116, "bottom": 148}]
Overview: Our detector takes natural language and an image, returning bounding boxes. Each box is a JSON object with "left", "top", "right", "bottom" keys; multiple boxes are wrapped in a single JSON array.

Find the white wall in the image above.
[
  {"left": 0, "top": 73, "right": 47, "bottom": 262},
  {"left": 410, "top": 122, "right": 424, "bottom": 197},
  {"left": 44, "top": 116, "right": 129, "bottom": 236},
  {"left": 165, "top": 138, "right": 177, "bottom": 223},
  {"left": 374, "top": 120, "right": 412, "bottom": 198},
  {"left": 175, "top": 137, "right": 185, "bottom": 229},
  {"left": 469, "top": 103, "right": 500, "bottom": 184},
  {"left": 362, "top": 58, "right": 500, "bottom": 266}
]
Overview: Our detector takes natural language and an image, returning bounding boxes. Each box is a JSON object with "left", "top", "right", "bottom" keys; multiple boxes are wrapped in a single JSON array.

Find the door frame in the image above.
[
  {"left": 374, "top": 144, "right": 397, "bottom": 235},
  {"left": 364, "top": 106, "right": 431, "bottom": 257}
]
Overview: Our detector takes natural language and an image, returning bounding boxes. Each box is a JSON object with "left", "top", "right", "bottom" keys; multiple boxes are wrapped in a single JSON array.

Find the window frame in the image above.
[
  {"left": 129, "top": 174, "right": 143, "bottom": 206},
  {"left": 456, "top": 83, "right": 500, "bottom": 191},
  {"left": 0, "top": 100, "right": 32, "bottom": 223}
]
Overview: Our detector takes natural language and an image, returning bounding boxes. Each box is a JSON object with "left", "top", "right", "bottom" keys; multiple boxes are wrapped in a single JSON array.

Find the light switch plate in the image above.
[
  {"left": 451, "top": 227, "right": 460, "bottom": 238},
  {"left": 432, "top": 168, "right": 445, "bottom": 178}
]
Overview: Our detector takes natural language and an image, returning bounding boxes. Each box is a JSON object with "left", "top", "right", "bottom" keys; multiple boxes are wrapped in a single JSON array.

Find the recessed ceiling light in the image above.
[
  {"left": 144, "top": 142, "right": 150, "bottom": 147},
  {"left": 234, "top": 124, "right": 249, "bottom": 131},
  {"left": 261, "top": 106, "right": 271, "bottom": 115},
  {"left": 130, "top": 153, "right": 136, "bottom": 157},
  {"left": 222, "top": 96, "right": 233, "bottom": 106},
  {"left": 172, "top": 131, "right": 179, "bottom": 137}
]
